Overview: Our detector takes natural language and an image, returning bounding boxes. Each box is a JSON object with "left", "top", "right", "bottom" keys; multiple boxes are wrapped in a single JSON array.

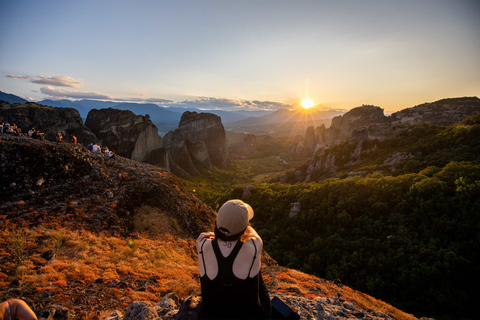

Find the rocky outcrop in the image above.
[
  {"left": 85, "top": 108, "right": 168, "bottom": 169},
  {"left": 101, "top": 287, "right": 415, "bottom": 320},
  {"left": 391, "top": 96, "right": 480, "bottom": 126},
  {"left": 298, "top": 97, "right": 480, "bottom": 180},
  {"left": 307, "top": 97, "right": 480, "bottom": 158},
  {"left": 163, "top": 111, "right": 229, "bottom": 177},
  {"left": 242, "top": 185, "right": 255, "bottom": 198},
  {"left": 0, "top": 135, "right": 214, "bottom": 236},
  {"left": 322, "top": 105, "right": 389, "bottom": 146},
  {"left": 0, "top": 101, "right": 96, "bottom": 144},
  {"left": 289, "top": 202, "right": 301, "bottom": 217}
]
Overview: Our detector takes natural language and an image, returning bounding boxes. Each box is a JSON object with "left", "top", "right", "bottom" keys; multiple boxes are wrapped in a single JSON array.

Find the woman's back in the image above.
[{"left": 198, "top": 238, "right": 265, "bottom": 319}]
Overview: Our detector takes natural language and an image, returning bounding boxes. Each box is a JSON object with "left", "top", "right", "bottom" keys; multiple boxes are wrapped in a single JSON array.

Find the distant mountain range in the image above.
[
  {"left": 0, "top": 91, "right": 347, "bottom": 136},
  {"left": 0, "top": 91, "right": 28, "bottom": 104},
  {"left": 229, "top": 106, "right": 345, "bottom": 126},
  {"left": 35, "top": 98, "right": 269, "bottom": 124}
]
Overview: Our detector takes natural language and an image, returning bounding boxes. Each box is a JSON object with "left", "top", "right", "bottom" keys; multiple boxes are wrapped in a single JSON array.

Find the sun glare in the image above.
[{"left": 301, "top": 98, "right": 315, "bottom": 109}]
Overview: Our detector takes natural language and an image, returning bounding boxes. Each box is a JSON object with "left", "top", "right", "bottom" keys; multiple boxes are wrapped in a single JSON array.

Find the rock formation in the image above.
[
  {"left": 163, "top": 111, "right": 229, "bottom": 177},
  {"left": 318, "top": 105, "right": 389, "bottom": 147},
  {"left": 391, "top": 96, "right": 480, "bottom": 126},
  {"left": 242, "top": 185, "right": 255, "bottom": 198},
  {"left": 0, "top": 101, "right": 97, "bottom": 144},
  {"left": 85, "top": 108, "right": 168, "bottom": 169},
  {"left": 290, "top": 97, "right": 480, "bottom": 184},
  {"left": 289, "top": 202, "right": 301, "bottom": 217}
]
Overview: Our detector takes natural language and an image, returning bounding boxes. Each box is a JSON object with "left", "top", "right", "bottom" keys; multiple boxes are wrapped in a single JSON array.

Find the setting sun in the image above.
[{"left": 301, "top": 98, "right": 315, "bottom": 109}]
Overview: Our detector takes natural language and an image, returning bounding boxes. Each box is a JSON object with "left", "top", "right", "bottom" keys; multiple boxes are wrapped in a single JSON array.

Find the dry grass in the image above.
[
  {"left": 134, "top": 205, "right": 179, "bottom": 237},
  {"left": 0, "top": 226, "right": 200, "bottom": 319},
  {"left": 1, "top": 224, "right": 416, "bottom": 320}
]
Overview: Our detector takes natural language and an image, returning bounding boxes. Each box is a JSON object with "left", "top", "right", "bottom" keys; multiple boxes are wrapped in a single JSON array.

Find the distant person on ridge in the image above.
[
  {"left": 31, "top": 129, "right": 44, "bottom": 140},
  {"left": 0, "top": 299, "right": 37, "bottom": 320},
  {"left": 196, "top": 199, "right": 271, "bottom": 319},
  {"left": 70, "top": 134, "right": 77, "bottom": 144},
  {"left": 92, "top": 143, "right": 101, "bottom": 153},
  {"left": 56, "top": 132, "right": 64, "bottom": 143},
  {"left": 87, "top": 142, "right": 93, "bottom": 151}
]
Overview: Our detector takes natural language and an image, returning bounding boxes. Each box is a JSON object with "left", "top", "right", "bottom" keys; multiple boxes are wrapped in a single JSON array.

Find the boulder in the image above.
[
  {"left": 289, "top": 202, "right": 301, "bottom": 217},
  {"left": 41, "top": 250, "right": 55, "bottom": 261},
  {"left": 242, "top": 185, "right": 255, "bottom": 198},
  {"left": 101, "top": 310, "right": 123, "bottom": 320},
  {"left": 123, "top": 301, "right": 158, "bottom": 320},
  {"left": 154, "top": 293, "right": 178, "bottom": 310}
]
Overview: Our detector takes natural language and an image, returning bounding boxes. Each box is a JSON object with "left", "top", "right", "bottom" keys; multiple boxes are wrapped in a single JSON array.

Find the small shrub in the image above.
[
  {"left": 7, "top": 230, "right": 26, "bottom": 267},
  {"left": 51, "top": 231, "right": 66, "bottom": 255}
]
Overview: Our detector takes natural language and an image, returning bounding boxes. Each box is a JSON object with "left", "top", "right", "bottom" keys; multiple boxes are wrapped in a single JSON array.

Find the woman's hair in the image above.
[{"left": 214, "top": 223, "right": 251, "bottom": 242}]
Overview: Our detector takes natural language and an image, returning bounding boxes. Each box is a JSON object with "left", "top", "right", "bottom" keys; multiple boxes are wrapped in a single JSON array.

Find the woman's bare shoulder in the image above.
[
  {"left": 196, "top": 238, "right": 213, "bottom": 252},
  {"left": 242, "top": 237, "right": 263, "bottom": 254}
]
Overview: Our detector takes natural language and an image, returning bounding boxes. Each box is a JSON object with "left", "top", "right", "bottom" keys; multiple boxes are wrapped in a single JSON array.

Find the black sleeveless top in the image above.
[{"left": 199, "top": 239, "right": 267, "bottom": 319}]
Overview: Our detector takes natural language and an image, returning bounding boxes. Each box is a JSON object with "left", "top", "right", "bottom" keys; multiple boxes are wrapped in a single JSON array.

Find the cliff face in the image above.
[
  {"left": 325, "top": 105, "right": 389, "bottom": 146},
  {"left": 177, "top": 111, "right": 229, "bottom": 168},
  {"left": 0, "top": 101, "right": 97, "bottom": 144},
  {"left": 163, "top": 111, "right": 229, "bottom": 177},
  {"left": 303, "top": 105, "right": 390, "bottom": 156},
  {"left": 391, "top": 96, "right": 480, "bottom": 126},
  {"left": 85, "top": 108, "right": 168, "bottom": 169}
]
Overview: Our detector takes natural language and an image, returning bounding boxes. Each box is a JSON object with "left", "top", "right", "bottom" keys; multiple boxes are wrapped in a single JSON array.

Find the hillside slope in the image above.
[
  {"left": 215, "top": 115, "right": 480, "bottom": 319},
  {"left": 0, "top": 136, "right": 417, "bottom": 319}
]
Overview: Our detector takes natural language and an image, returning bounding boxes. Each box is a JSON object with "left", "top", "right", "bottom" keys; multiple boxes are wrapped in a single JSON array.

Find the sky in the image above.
[{"left": 0, "top": 0, "right": 479, "bottom": 113}]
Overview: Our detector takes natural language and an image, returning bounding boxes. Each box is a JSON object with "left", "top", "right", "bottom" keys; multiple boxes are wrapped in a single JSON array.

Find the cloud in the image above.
[
  {"left": 169, "top": 97, "right": 291, "bottom": 111},
  {"left": 7, "top": 75, "right": 83, "bottom": 88},
  {"left": 6, "top": 75, "right": 32, "bottom": 80},
  {"left": 120, "top": 97, "right": 174, "bottom": 104},
  {"left": 40, "top": 86, "right": 114, "bottom": 100}
]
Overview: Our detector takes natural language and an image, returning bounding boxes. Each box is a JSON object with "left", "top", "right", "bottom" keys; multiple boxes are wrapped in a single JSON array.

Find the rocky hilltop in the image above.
[
  {"left": 85, "top": 108, "right": 169, "bottom": 169},
  {"left": 0, "top": 135, "right": 418, "bottom": 320},
  {"left": 0, "top": 101, "right": 97, "bottom": 144},
  {"left": 391, "top": 96, "right": 480, "bottom": 126},
  {"left": 0, "top": 135, "right": 212, "bottom": 236},
  {"left": 288, "top": 97, "right": 480, "bottom": 184},
  {"left": 304, "top": 97, "right": 480, "bottom": 156},
  {"left": 163, "top": 111, "right": 229, "bottom": 177}
]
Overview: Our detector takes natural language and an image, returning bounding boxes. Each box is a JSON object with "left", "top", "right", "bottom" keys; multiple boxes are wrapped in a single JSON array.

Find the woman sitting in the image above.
[{"left": 196, "top": 199, "right": 271, "bottom": 319}]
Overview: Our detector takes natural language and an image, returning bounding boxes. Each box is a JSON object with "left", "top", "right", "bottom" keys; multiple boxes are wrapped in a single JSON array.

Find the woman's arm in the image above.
[{"left": 1, "top": 299, "right": 37, "bottom": 320}]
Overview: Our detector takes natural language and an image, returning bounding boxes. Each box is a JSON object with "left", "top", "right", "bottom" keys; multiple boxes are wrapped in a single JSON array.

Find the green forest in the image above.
[{"left": 184, "top": 114, "right": 480, "bottom": 320}]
